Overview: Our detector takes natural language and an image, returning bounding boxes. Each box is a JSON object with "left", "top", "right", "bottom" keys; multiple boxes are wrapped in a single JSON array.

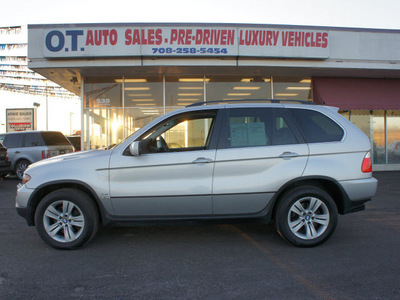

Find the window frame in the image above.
[
  {"left": 217, "top": 107, "right": 304, "bottom": 150},
  {"left": 3, "top": 133, "right": 25, "bottom": 148},
  {"left": 287, "top": 108, "right": 345, "bottom": 143},
  {"left": 124, "top": 109, "right": 223, "bottom": 155}
]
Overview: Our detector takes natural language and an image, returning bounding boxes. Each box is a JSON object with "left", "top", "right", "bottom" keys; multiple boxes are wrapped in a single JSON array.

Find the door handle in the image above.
[
  {"left": 192, "top": 157, "right": 213, "bottom": 164},
  {"left": 15, "top": 151, "right": 21, "bottom": 154},
  {"left": 279, "top": 152, "right": 298, "bottom": 159}
]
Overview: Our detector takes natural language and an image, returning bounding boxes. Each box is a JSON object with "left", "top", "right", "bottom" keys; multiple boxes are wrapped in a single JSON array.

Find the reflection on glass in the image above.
[
  {"left": 124, "top": 107, "right": 163, "bottom": 137},
  {"left": 165, "top": 76, "right": 204, "bottom": 107},
  {"left": 206, "top": 75, "right": 271, "bottom": 101},
  {"left": 372, "top": 111, "right": 385, "bottom": 164},
  {"left": 164, "top": 118, "right": 213, "bottom": 148},
  {"left": 124, "top": 76, "right": 163, "bottom": 108},
  {"left": 84, "top": 77, "right": 122, "bottom": 108},
  {"left": 350, "top": 111, "right": 371, "bottom": 137},
  {"left": 387, "top": 111, "right": 400, "bottom": 164},
  {"left": 340, "top": 111, "right": 350, "bottom": 121},
  {"left": 273, "top": 77, "right": 312, "bottom": 101},
  {"left": 83, "top": 108, "right": 124, "bottom": 149}
]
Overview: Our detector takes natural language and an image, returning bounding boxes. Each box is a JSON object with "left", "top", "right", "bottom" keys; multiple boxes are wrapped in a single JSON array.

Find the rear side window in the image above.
[
  {"left": 41, "top": 132, "right": 71, "bottom": 146},
  {"left": 225, "top": 108, "right": 298, "bottom": 148},
  {"left": 24, "top": 133, "right": 45, "bottom": 147},
  {"left": 289, "top": 109, "right": 344, "bottom": 143}
]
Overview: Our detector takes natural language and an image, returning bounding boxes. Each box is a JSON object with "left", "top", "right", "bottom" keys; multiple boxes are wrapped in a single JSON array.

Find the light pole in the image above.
[{"left": 45, "top": 80, "right": 49, "bottom": 130}]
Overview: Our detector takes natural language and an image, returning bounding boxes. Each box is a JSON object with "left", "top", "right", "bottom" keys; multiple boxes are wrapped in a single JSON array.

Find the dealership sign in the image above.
[
  {"left": 37, "top": 25, "right": 329, "bottom": 59},
  {"left": 6, "top": 109, "right": 35, "bottom": 132}
]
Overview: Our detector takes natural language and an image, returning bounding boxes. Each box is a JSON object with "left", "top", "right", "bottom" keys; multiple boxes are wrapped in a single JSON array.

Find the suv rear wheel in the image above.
[
  {"left": 34, "top": 189, "right": 99, "bottom": 249},
  {"left": 275, "top": 186, "right": 338, "bottom": 247}
]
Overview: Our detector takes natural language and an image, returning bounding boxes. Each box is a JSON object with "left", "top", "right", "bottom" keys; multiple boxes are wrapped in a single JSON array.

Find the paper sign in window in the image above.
[
  {"left": 230, "top": 122, "right": 266, "bottom": 147},
  {"left": 247, "top": 122, "right": 267, "bottom": 146},
  {"left": 230, "top": 123, "right": 248, "bottom": 147}
]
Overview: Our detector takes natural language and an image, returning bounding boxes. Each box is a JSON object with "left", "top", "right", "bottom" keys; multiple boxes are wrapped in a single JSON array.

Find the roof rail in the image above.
[{"left": 186, "top": 99, "right": 316, "bottom": 107}]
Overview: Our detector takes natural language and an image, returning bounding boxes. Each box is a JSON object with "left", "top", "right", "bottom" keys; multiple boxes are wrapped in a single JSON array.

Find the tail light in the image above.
[
  {"left": 42, "top": 150, "right": 51, "bottom": 159},
  {"left": 361, "top": 152, "right": 372, "bottom": 173}
]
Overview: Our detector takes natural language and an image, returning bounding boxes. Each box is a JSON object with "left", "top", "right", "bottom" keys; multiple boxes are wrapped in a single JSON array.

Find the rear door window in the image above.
[
  {"left": 221, "top": 108, "right": 299, "bottom": 149},
  {"left": 24, "top": 133, "right": 45, "bottom": 147},
  {"left": 288, "top": 109, "right": 344, "bottom": 143},
  {"left": 41, "top": 132, "right": 71, "bottom": 146}
]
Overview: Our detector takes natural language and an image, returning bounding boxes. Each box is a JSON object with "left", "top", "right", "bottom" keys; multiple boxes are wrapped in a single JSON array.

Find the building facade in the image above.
[
  {"left": 27, "top": 23, "right": 400, "bottom": 170},
  {"left": 0, "top": 25, "right": 80, "bottom": 133}
]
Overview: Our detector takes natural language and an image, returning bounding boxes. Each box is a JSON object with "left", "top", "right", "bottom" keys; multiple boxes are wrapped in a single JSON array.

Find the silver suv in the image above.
[
  {"left": 16, "top": 102, "right": 378, "bottom": 249},
  {"left": 0, "top": 131, "right": 74, "bottom": 179}
]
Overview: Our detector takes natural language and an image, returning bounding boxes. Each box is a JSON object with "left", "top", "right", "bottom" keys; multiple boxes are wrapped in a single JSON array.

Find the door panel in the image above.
[
  {"left": 109, "top": 110, "right": 219, "bottom": 217},
  {"left": 109, "top": 150, "right": 216, "bottom": 216},
  {"left": 212, "top": 107, "right": 309, "bottom": 215},
  {"left": 213, "top": 145, "right": 308, "bottom": 214}
]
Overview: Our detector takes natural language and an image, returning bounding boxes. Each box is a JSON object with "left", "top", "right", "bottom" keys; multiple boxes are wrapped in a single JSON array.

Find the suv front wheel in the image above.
[
  {"left": 275, "top": 186, "right": 338, "bottom": 247},
  {"left": 34, "top": 189, "right": 99, "bottom": 249},
  {"left": 15, "top": 159, "right": 30, "bottom": 180}
]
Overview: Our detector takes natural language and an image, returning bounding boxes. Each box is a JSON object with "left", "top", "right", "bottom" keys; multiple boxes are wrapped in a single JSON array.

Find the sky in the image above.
[{"left": 1, "top": 0, "right": 400, "bottom": 30}]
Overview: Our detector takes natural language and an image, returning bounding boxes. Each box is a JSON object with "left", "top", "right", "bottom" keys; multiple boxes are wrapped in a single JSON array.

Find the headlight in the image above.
[{"left": 22, "top": 174, "right": 31, "bottom": 185}]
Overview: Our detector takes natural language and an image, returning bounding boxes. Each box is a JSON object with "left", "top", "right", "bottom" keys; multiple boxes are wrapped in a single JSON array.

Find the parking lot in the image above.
[{"left": 0, "top": 172, "right": 399, "bottom": 299}]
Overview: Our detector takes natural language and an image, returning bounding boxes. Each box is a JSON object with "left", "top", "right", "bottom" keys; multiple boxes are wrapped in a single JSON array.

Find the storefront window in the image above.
[
  {"left": 372, "top": 111, "right": 385, "bottom": 164},
  {"left": 340, "top": 111, "right": 350, "bottom": 120},
  {"left": 83, "top": 108, "right": 124, "bottom": 149},
  {"left": 124, "top": 107, "right": 162, "bottom": 137},
  {"left": 123, "top": 76, "right": 163, "bottom": 108},
  {"left": 350, "top": 110, "right": 371, "bottom": 138},
  {"left": 165, "top": 76, "right": 204, "bottom": 107},
  {"left": 273, "top": 77, "right": 312, "bottom": 101},
  {"left": 84, "top": 77, "right": 122, "bottom": 108},
  {"left": 206, "top": 75, "right": 271, "bottom": 101},
  {"left": 387, "top": 111, "right": 400, "bottom": 164},
  {"left": 81, "top": 75, "right": 400, "bottom": 169}
]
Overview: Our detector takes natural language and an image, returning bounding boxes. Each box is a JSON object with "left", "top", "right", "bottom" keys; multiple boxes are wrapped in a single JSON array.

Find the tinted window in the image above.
[
  {"left": 226, "top": 108, "right": 298, "bottom": 148},
  {"left": 3, "top": 134, "right": 24, "bottom": 148},
  {"left": 41, "top": 132, "right": 71, "bottom": 146},
  {"left": 24, "top": 133, "right": 45, "bottom": 147},
  {"left": 289, "top": 109, "right": 344, "bottom": 143},
  {"left": 66, "top": 136, "right": 81, "bottom": 151}
]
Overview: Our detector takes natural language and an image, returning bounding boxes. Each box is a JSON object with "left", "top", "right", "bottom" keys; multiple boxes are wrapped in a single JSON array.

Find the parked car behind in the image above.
[
  {"left": 0, "top": 131, "right": 74, "bottom": 179},
  {"left": 16, "top": 101, "right": 378, "bottom": 249},
  {"left": 65, "top": 135, "right": 81, "bottom": 151},
  {"left": 0, "top": 142, "right": 11, "bottom": 178}
]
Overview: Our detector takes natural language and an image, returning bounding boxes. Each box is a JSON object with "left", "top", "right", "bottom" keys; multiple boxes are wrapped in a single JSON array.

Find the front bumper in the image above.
[{"left": 15, "top": 183, "right": 35, "bottom": 226}]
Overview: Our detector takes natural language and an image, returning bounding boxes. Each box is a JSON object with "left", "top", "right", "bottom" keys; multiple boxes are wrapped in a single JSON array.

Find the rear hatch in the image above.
[{"left": 41, "top": 132, "right": 74, "bottom": 157}]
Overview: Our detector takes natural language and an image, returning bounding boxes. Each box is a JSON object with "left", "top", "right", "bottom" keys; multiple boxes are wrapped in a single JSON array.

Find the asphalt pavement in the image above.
[{"left": 0, "top": 172, "right": 399, "bottom": 299}]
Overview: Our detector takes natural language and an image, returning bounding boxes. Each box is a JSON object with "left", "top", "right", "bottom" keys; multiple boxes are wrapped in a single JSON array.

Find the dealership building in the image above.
[{"left": 27, "top": 23, "right": 400, "bottom": 170}]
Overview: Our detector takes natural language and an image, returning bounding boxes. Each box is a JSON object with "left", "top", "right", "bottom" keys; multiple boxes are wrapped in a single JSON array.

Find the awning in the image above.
[{"left": 312, "top": 77, "right": 400, "bottom": 110}]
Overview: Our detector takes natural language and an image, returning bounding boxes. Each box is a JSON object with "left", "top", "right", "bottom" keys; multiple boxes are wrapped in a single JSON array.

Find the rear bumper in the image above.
[
  {"left": 340, "top": 177, "right": 378, "bottom": 214},
  {"left": 0, "top": 162, "right": 11, "bottom": 177}
]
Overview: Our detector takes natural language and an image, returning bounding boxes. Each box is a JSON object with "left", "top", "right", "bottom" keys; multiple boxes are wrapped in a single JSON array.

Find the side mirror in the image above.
[{"left": 129, "top": 141, "right": 141, "bottom": 156}]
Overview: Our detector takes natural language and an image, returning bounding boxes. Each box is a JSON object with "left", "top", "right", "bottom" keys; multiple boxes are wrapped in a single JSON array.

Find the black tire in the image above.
[
  {"left": 15, "top": 159, "right": 30, "bottom": 180},
  {"left": 275, "top": 186, "right": 338, "bottom": 247},
  {"left": 34, "top": 188, "right": 99, "bottom": 250}
]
